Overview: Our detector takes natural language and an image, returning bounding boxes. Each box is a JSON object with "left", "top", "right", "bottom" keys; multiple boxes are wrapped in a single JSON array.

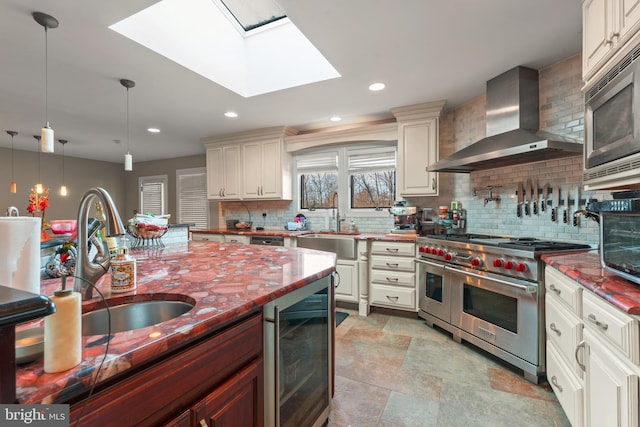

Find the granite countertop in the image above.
[
  {"left": 16, "top": 241, "right": 336, "bottom": 404},
  {"left": 542, "top": 250, "right": 640, "bottom": 315},
  {"left": 191, "top": 228, "right": 418, "bottom": 242}
]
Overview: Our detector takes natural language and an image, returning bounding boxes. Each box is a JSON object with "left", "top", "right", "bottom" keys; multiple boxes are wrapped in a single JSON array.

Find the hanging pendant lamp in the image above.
[
  {"left": 7, "top": 131, "right": 18, "bottom": 193},
  {"left": 33, "top": 12, "right": 59, "bottom": 154},
  {"left": 58, "top": 139, "right": 68, "bottom": 196},
  {"left": 34, "top": 135, "right": 43, "bottom": 194},
  {"left": 120, "top": 79, "right": 135, "bottom": 171}
]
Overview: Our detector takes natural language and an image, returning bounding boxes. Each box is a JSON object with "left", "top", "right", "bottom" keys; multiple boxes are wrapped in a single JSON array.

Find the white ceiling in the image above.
[{"left": 0, "top": 0, "right": 582, "bottom": 164}]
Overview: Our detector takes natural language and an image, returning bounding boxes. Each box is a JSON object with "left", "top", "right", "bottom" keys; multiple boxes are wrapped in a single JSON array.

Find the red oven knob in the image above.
[
  {"left": 471, "top": 257, "right": 482, "bottom": 267},
  {"left": 515, "top": 262, "right": 528, "bottom": 272},
  {"left": 427, "top": 247, "right": 435, "bottom": 254},
  {"left": 492, "top": 258, "right": 503, "bottom": 268},
  {"left": 419, "top": 246, "right": 425, "bottom": 253},
  {"left": 444, "top": 252, "right": 453, "bottom": 261},
  {"left": 437, "top": 248, "right": 445, "bottom": 256},
  {"left": 504, "top": 260, "right": 515, "bottom": 270}
]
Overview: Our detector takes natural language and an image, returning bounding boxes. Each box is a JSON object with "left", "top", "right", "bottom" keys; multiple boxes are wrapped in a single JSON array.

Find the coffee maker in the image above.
[{"left": 389, "top": 201, "right": 418, "bottom": 234}]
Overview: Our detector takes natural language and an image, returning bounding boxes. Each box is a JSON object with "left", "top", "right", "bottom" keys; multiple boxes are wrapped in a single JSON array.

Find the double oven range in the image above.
[{"left": 416, "top": 234, "right": 590, "bottom": 383}]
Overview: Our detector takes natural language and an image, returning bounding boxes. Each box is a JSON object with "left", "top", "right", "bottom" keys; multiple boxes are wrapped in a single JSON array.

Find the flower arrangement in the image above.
[{"left": 26, "top": 187, "right": 49, "bottom": 222}]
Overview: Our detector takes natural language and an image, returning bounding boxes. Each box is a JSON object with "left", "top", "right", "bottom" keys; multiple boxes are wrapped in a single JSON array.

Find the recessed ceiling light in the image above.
[
  {"left": 147, "top": 127, "right": 161, "bottom": 133},
  {"left": 368, "top": 82, "right": 386, "bottom": 91},
  {"left": 224, "top": 111, "right": 238, "bottom": 118},
  {"left": 330, "top": 116, "right": 342, "bottom": 122}
]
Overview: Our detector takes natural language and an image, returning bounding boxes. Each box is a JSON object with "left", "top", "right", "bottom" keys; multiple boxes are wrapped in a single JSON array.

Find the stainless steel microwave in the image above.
[
  {"left": 588, "top": 198, "right": 640, "bottom": 285},
  {"left": 583, "top": 44, "right": 640, "bottom": 191}
]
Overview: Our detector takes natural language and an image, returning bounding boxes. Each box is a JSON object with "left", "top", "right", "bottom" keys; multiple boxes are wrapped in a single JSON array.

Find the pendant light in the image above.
[
  {"left": 34, "top": 135, "right": 43, "bottom": 194},
  {"left": 58, "top": 139, "right": 68, "bottom": 196},
  {"left": 33, "top": 12, "right": 59, "bottom": 153},
  {"left": 120, "top": 79, "right": 135, "bottom": 171},
  {"left": 7, "top": 130, "right": 17, "bottom": 193}
]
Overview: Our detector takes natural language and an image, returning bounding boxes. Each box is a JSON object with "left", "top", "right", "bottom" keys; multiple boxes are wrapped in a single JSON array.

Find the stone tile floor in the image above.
[{"left": 328, "top": 308, "right": 570, "bottom": 427}]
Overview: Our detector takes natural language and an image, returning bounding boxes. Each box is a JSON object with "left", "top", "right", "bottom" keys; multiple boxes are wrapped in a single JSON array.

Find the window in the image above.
[
  {"left": 295, "top": 144, "right": 396, "bottom": 213},
  {"left": 139, "top": 175, "right": 168, "bottom": 216},
  {"left": 348, "top": 149, "right": 396, "bottom": 209},
  {"left": 176, "top": 168, "right": 209, "bottom": 229},
  {"left": 298, "top": 151, "right": 339, "bottom": 209},
  {"left": 219, "top": 0, "right": 286, "bottom": 32}
]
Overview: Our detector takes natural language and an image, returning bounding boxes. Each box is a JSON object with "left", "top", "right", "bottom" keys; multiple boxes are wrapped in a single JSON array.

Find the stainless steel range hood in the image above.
[{"left": 428, "top": 66, "right": 583, "bottom": 173}]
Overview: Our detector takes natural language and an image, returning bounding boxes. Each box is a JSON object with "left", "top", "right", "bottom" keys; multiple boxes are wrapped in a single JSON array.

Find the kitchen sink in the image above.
[
  {"left": 296, "top": 233, "right": 357, "bottom": 260},
  {"left": 82, "top": 298, "right": 195, "bottom": 335}
]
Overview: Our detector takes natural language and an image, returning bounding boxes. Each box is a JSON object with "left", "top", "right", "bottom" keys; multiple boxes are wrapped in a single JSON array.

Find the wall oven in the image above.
[
  {"left": 263, "top": 276, "right": 332, "bottom": 427},
  {"left": 583, "top": 43, "right": 640, "bottom": 190}
]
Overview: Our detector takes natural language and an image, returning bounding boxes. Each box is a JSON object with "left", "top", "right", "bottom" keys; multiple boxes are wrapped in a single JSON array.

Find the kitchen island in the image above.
[{"left": 14, "top": 240, "right": 336, "bottom": 426}]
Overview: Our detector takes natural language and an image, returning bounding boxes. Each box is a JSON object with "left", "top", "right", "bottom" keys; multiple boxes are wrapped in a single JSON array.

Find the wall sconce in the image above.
[
  {"left": 7, "top": 130, "right": 17, "bottom": 193},
  {"left": 58, "top": 139, "right": 68, "bottom": 196},
  {"left": 33, "top": 135, "right": 43, "bottom": 194},
  {"left": 120, "top": 78, "right": 135, "bottom": 171},
  {"left": 33, "top": 12, "right": 59, "bottom": 154}
]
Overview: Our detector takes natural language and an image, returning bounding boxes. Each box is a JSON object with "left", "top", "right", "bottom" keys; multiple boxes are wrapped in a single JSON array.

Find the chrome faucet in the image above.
[
  {"left": 74, "top": 188, "right": 126, "bottom": 300},
  {"left": 5, "top": 206, "right": 19, "bottom": 216},
  {"left": 331, "top": 192, "right": 343, "bottom": 232}
]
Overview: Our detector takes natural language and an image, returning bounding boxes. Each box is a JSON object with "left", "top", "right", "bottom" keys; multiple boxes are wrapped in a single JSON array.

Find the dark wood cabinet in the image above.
[{"left": 70, "top": 312, "right": 263, "bottom": 427}]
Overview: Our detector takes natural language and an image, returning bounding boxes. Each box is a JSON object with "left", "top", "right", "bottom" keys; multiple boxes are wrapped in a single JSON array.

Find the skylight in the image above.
[
  {"left": 109, "top": 0, "right": 340, "bottom": 97},
  {"left": 219, "top": 0, "right": 286, "bottom": 32}
]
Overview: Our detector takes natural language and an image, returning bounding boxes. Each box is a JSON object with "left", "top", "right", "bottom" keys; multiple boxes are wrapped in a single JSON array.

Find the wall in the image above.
[
  {"left": 407, "top": 54, "right": 604, "bottom": 245},
  {"left": 0, "top": 148, "right": 125, "bottom": 221}
]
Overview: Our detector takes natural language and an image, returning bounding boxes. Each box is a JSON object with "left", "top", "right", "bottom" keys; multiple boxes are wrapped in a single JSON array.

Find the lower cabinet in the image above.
[
  {"left": 545, "top": 266, "right": 640, "bottom": 427},
  {"left": 335, "top": 259, "right": 358, "bottom": 304},
  {"left": 369, "top": 241, "right": 416, "bottom": 312},
  {"left": 191, "top": 233, "right": 224, "bottom": 242},
  {"left": 70, "top": 313, "right": 263, "bottom": 427}
]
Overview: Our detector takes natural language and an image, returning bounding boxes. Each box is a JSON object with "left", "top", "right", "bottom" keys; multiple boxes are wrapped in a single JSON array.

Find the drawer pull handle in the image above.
[
  {"left": 587, "top": 314, "right": 608, "bottom": 330},
  {"left": 549, "top": 284, "right": 561, "bottom": 295},
  {"left": 386, "top": 295, "right": 399, "bottom": 302},
  {"left": 386, "top": 263, "right": 399, "bottom": 268},
  {"left": 550, "top": 376, "right": 563, "bottom": 392},
  {"left": 386, "top": 248, "right": 399, "bottom": 253},
  {"left": 549, "top": 323, "right": 561, "bottom": 336},
  {"left": 386, "top": 277, "right": 399, "bottom": 282},
  {"left": 575, "top": 340, "right": 586, "bottom": 371}
]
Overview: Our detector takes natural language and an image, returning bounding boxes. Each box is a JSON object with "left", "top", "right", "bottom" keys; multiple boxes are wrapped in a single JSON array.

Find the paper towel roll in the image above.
[
  {"left": 44, "top": 290, "right": 81, "bottom": 373},
  {"left": 0, "top": 217, "right": 41, "bottom": 294}
]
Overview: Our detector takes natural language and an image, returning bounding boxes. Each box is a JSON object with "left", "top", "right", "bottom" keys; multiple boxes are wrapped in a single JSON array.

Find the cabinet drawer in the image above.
[
  {"left": 370, "top": 241, "right": 415, "bottom": 257},
  {"left": 370, "top": 284, "right": 416, "bottom": 310},
  {"left": 370, "top": 255, "right": 415, "bottom": 272},
  {"left": 192, "top": 233, "right": 224, "bottom": 242},
  {"left": 370, "top": 270, "right": 415, "bottom": 287},
  {"left": 546, "top": 297, "right": 584, "bottom": 378},
  {"left": 225, "top": 235, "right": 250, "bottom": 244},
  {"left": 546, "top": 342, "right": 584, "bottom": 427},
  {"left": 583, "top": 290, "right": 640, "bottom": 364},
  {"left": 545, "top": 266, "right": 582, "bottom": 316}
]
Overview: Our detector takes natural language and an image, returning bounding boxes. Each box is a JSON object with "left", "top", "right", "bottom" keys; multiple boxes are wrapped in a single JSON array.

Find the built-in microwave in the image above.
[{"left": 583, "top": 44, "right": 640, "bottom": 191}]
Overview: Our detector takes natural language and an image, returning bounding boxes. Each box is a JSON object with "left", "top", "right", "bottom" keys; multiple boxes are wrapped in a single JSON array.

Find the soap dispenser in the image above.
[
  {"left": 44, "top": 275, "right": 81, "bottom": 373},
  {"left": 110, "top": 245, "right": 136, "bottom": 293}
]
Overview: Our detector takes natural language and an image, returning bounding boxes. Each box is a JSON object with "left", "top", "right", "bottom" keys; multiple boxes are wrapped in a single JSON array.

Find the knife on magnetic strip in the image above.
[{"left": 517, "top": 182, "right": 523, "bottom": 218}]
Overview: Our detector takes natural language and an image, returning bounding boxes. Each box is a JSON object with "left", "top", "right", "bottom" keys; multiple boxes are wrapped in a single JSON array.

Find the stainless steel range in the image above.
[{"left": 416, "top": 234, "right": 590, "bottom": 383}]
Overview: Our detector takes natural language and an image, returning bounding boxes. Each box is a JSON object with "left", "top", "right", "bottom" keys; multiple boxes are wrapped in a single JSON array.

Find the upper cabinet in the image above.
[
  {"left": 583, "top": 0, "right": 640, "bottom": 84},
  {"left": 391, "top": 101, "right": 445, "bottom": 197},
  {"left": 242, "top": 138, "right": 291, "bottom": 199},
  {"left": 206, "top": 144, "right": 242, "bottom": 200},
  {"left": 203, "top": 127, "right": 297, "bottom": 201}
]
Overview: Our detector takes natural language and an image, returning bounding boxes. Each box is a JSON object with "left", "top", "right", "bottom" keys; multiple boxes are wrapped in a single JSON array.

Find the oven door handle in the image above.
[{"left": 446, "top": 266, "right": 537, "bottom": 293}]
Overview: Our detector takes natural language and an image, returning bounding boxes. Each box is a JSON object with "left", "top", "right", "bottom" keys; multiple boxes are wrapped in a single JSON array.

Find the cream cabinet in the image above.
[
  {"left": 203, "top": 127, "right": 296, "bottom": 201},
  {"left": 191, "top": 233, "right": 224, "bottom": 242},
  {"left": 545, "top": 265, "right": 640, "bottom": 427},
  {"left": 369, "top": 241, "right": 416, "bottom": 311},
  {"left": 224, "top": 235, "right": 250, "bottom": 245},
  {"left": 583, "top": 0, "right": 640, "bottom": 83},
  {"left": 205, "top": 145, "right": 242, "bottom": 200},
  {"left": 242, "top": 139, "right": 292, "bottom": 200},
  {"left": 335, "top": 259, "right": 359, "bottom": 304},
  {"left": 391, "top": 101, "right": 445, "bottom": 197}
]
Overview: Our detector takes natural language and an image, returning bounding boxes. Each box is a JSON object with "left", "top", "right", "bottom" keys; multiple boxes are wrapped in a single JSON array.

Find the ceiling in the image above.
[{"left": 0, "top": 0, "right": 582, "bottom": 164}]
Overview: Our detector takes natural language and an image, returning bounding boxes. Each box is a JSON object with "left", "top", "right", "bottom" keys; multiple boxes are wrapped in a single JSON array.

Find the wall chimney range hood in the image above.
[{"left": 428, "top": 66, "right": 583, "bottom": 173}]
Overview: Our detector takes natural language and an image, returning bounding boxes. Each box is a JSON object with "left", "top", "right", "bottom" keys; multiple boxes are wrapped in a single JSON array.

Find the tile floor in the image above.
[{"left": 328, "top": 307, "right": 571, "bottom": 427}]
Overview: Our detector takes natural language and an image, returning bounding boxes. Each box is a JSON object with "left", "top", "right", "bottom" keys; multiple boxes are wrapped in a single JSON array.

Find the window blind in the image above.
[
  {"left": 348, "top": 149, "right": 396, "bottom": 172},
  {"left": 296, "top": 151, "right": 339, "bottom": 171},
  {"left": 140, "top": 180, "right": 165, "bottom": 216},
  {"left": 177, "top": 169, "right": 209, "bottom": 229}
]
